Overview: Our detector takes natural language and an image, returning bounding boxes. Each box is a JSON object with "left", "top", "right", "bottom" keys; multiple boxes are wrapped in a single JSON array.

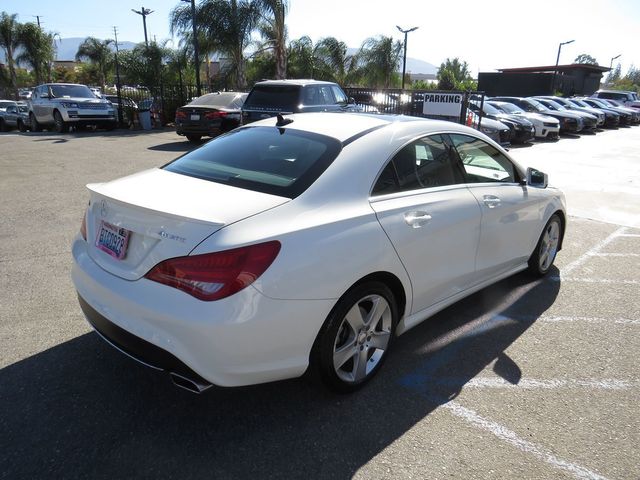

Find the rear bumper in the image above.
[{"left": 71, "top": 236, "right": 334, "bottom": 387}]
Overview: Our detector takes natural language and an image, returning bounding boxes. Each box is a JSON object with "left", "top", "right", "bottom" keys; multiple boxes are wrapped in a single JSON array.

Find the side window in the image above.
[
  {"left": 331, "top": 86, "right": 347, "bottom": 104},
  {"left": 318, "top": 85, "right": 336, "bottom": 105},
  {"left": 450, "top": 133, "right": 518, "bottom": 183},
  {"left": 372, "top": 134, "right": 463, "bottom": 195},
  {"left": 302, "top": 86, "right": 320, "bottom": 106}
]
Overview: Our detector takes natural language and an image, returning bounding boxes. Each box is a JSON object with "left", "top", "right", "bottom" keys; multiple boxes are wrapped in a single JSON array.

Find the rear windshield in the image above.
[
  {"left": 189, "top": 92, "right": 246, "bottom": 109},
  {"left": 243, "top": 85, "right": 300, "bottom": 111},
  {"left": 164, "top": 126, "right": 342, "bottom": 198}
]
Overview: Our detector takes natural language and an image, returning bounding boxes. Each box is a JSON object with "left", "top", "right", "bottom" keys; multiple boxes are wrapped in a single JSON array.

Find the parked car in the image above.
[
  {"left": 488, "top": 100, "right": 560, "bottom": 139},
  {"left": 18, "top": 89, "right": 32, "bottom": 100},
  {"left": 0, "top": 100, "right": 17, "bottom": 112},
  {"left": 491, "top": 96, "right": 584, "bottom": 134},
  {"left": 580, "top": 98, "right": 635, "bottom": 126},
  {"left": 175, "top": 91, "right": 247, "bottom": 142},
  {"left": 28, "top": 83, "right": 117, "bottom": 133},
  {"left": 536, "top": 96, "right": 605, "bottom": 127},
  {"left": 591, "top": 90, "right": 640, "bottom": 109},
  {"left": 594, "top": 98, "right": 640, "bottom": 125},
  {"left": 533, "top": 97, "right": 598, "bottom": 132},
  {"left": 104, "top": 95, "right": 139, "bottom": 126},
  {"left": 241, "top": 79, "right": 359, "bottom": 124},
  {"left": 566, "top": 98, "right": 621, "bottom": 128},
  {"left": 469, "top": 100, "right": 535, "bottom": 143},
  {"left": 465, "top": 109, "right": 511, "bottom": 145},
  {"left": 72, "top": 112, "right": 565, "bottom": 393},
  {"left": 0, "top": 103, "right": 29, "bottom": 131}
]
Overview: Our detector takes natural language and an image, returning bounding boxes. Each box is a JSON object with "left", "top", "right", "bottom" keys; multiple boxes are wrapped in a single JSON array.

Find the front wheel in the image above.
[
  {"left": 53, "top": 111, "right": 68, "bottom": 133},
  {"left": 311, "top": 281, "right": 398, "bottom": 393},
  {"left": 18, "top": 120, "right": 27, "bottom": 132},
  {"left": 186, "top": 134, "right": 201, "bottom": 142},
  {"left": 528, "top": 214, "right": 562, "bottom": 276},
  {"left": 30, "top": 113, "right": 41, "bottom": 132}
]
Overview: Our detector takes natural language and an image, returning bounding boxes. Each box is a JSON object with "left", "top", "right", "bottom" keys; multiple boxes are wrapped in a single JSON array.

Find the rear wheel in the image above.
[
  {"left": 528, "top": 214, "right": 562, "bottom": 276},
  {"left": 186, "top": 134, "right": 201, "bottom": 142},
  {"left": 53, "top": 111, "right": 68, "bottom": 133},
  {"left": 30, "top": 113, "right": 41, "bottom": 132},
  {"left": 0, "top": 119, "right": 6, "bottom": 132},
  {"left": 311, "top": 281, "right": 398, "bottom": 393}
]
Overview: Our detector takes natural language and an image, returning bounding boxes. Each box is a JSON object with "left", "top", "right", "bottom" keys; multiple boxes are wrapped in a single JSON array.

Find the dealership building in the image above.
[{"left": 478, "top": 63, "right": 611, "bottom": 97}]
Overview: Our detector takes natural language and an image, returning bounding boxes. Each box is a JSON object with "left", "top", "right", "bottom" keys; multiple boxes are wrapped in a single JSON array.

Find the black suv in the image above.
[{"left": 241, "top": 79, "right": 359, "bottom": 124}]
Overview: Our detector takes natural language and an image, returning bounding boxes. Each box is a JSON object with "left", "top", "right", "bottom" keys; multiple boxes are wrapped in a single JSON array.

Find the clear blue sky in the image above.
[{"left": 2, "top": 0, "right": 639, "bottom": 75}]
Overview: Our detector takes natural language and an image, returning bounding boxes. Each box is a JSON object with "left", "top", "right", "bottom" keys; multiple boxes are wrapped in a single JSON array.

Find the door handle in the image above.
[
  {"left": 404, "top": 211, "right": 432, "bottom": 228},
  {"left": 483, "top": 195, "right": 501, "bottom": 208}
]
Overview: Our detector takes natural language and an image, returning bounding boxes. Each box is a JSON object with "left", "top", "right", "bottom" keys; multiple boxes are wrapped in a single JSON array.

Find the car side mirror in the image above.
[
  {"left": 526, "top": 167, "right": 548, "bottom": 188},
  {"left": 348, "top": 97, "right": 355, "bottom": 104}
]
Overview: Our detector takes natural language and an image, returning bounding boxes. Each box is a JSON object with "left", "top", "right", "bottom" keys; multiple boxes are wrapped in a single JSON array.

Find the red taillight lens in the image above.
[
  {"left": 144, "top": 241, "right": 281, "bottom": 301},
  {"left": 205, "top": 110, "right": 227, "bottom": 120},
  {"left": 80, "top": 208, "right": 87, "bottom": 240},
  {"left": 175, "top": 110, "right": 187, "bottom": 120}
]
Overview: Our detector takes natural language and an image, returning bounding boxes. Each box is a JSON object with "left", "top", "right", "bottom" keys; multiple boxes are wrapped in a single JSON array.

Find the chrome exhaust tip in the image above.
[{"left": 169, "top": 372, "right": 212, "bottom": 394}]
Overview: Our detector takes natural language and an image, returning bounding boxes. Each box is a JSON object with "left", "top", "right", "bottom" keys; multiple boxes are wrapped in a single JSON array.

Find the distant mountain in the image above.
[
  {"left": 55, "top": 37, "right": 138, "bottom": 61},
  {"left": 346, "top": 47, "right": 437, "bottom": 75}
]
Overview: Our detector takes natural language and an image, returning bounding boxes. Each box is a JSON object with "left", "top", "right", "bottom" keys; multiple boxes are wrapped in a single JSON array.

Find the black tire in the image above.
[
  {"left": 0, "top": 119, "right": 6, "bottom": 132},
  {"left": 528, "top": 214, "right": 562, "bottom": 276},
  {"left": 311, "top": 281, "right": 398, "bottom": 393},
  {"left": 30, "top": 113, "right": 41, "bottom": 132},
  {"left": 18, "top": 120, "right": 27, "bottom": 132},
  {"left": 53, "top": 111, "right": 68, "bottom": 133},
  {"left": 186, "top": 134, "right": 202, "bottom": 142}
]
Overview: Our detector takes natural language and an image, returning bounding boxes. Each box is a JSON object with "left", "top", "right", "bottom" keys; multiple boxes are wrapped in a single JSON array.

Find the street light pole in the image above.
[
  {"left": 609, "top": 54, "right": 621, "bottom": 71},
  {"left": 132, "top": 6, "right": 154, "bottom": 47},
  {"left": 396, "top": 25, "right": 418, "bottom": 90},
  {"left": 552, "top": 39, "right": 574, "bottom": 94},
  {"left": 181, "top": 0, "right": 201, "bottom": 96}
]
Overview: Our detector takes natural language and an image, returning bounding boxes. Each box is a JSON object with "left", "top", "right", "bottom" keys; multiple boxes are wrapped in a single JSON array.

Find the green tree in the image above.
[
  {"left": 574, "top": 53, "right": 598, "bottom": 65},
  {"left": 314, "top": 37, "right": 358, "bottom": 85},
  {"left": 0, "top": 11, "right": 21, "bottom": 97},
  {"left": 16, "top": 23, "right": 57, "bottom": 84},
  {"left": 171, "top": 0, "right": 261, "bottom": 90},
  {"left": 358, "top": 36, "right": 402, "bottom": 88},
  {"left": 255, "top": 0, "right": 288, "bottom": 79},
  {"left": 437, "top": 57, "right": 475, "bottom": 90},
  {"left": 286, "top": 35, "right": 315, "bottom": 78},
  {"left": 75, "top": 37, "right": 113, "bottom": 87}
]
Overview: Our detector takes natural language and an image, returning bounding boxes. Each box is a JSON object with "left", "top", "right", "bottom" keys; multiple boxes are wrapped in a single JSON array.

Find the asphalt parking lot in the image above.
[{"left": 1, "top": 126, "right": 639, "bottom": 479}]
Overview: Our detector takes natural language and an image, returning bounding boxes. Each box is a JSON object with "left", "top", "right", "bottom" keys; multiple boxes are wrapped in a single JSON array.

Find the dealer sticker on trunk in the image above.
[{"left": 96, "top": 221, "right": 131, "bottom": 260}]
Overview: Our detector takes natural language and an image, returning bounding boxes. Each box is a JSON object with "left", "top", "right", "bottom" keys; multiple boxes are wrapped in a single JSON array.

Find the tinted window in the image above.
[
  {"left": 331, "top": 86, "right": 348, "bottom": 104},
  {"left": 372, "top": 135, "right": 463, "bottom": 195},
  {"left": 450, "top": 134, "right": 518, "bottom": 183},
  {"left": 243, "top": 85, "right": 300, "bottom": 111},
  {"left": 50, "top": 84, "right": 96, "bottom": 99},
  {"left": 164, "top": 126, "right": 341, "bottom": 198}
]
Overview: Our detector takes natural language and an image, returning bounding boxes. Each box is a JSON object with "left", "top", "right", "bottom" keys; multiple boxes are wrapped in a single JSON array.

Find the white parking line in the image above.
[
  {"left": 461, "top": 377, "right": 634, "bottom": 390},
  {"left": 539, "top": 315, "right": 640, "bottom": 326},
  {"left": 618, "top": 233, "right": 640, "bottom": 238},
  {"left": 561, "top": 227, "right": 628, "bottom": 276},
  {"left": 445, "top": 402, "right": 609, "bottom": 480},
  {"left": 557, "top": 277, "right": 640, "bottom": 285}
]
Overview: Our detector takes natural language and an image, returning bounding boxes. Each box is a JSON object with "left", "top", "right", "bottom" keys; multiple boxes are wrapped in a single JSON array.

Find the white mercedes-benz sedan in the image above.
[{"left": 72, "top": 112, "right": 566, "bottom": 393}]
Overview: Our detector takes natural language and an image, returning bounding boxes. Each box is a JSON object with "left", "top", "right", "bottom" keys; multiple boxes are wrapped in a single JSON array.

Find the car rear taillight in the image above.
[
  {"left": 144, "top": 241, "right": 281, "bottom": 301},
  {"left": 175, "top": 110, "right": 187, "bottom": 120},
  {"left": 205, "top": 110, "right": 227, "bottom": 120}
]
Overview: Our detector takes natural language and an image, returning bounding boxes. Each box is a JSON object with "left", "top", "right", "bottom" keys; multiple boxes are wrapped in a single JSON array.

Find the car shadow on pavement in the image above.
[
  {"left": 0, "top": 269, "right": 560, "bottom": 480},
  {"left": 148, "top": 140, "right": 203, "bottom": 153},
  {"left": 21, "top": 128, "right": 173, "bottom": 139}
]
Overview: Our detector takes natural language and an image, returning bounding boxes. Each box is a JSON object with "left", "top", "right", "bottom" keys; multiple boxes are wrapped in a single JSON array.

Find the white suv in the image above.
[{"left": 29, "top": 83, "right": 117, "bottom": 132}]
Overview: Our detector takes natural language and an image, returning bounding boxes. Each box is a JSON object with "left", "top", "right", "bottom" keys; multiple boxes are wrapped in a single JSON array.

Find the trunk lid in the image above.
[{"left": 85, "top": 168, "right": 288, "bottom": 280}]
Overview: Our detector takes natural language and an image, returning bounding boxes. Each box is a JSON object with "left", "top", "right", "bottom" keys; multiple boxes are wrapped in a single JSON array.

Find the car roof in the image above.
[
  {"left": 242, "top": 112, "right": 477, "bottom": 144},
  {"left": 254, "top": 79, "right": 339, "bottom": 87}
]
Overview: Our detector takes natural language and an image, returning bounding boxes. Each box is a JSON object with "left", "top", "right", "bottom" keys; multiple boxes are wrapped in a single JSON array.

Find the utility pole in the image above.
[
  {"left": 552, "top": 39, "right": 574, "bottom": 94},
  {"left": 132, "top": 6, "right": 153, "bottom": 47},
  {"left": 396, "top": 25, "right": 418, "bottom": 90},
  {"left": 113, "top": 26, "right": 124, "bottom": 127},
  {"left": 181, "top": 0, "right": 201, "bottom": 96},
  {"left": 33, "top": 15, "right": 42, "bottom": 28}
]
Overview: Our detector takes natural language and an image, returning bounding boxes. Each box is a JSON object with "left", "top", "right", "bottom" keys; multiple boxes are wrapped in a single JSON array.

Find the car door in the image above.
[
  {"left": 369, "top": 134, "right": 482, "bottom": 314},
  {"left": 449, "top": 133, "right": 543, "bottom": 279}
]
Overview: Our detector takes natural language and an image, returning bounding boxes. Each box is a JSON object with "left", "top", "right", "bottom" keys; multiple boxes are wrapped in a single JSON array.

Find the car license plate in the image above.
[
  {"left": 96, "top": 221, "right": 131, "bottom": 260},
  {"left": 190, "top": 114, "right": 200, "bottom": 121}
]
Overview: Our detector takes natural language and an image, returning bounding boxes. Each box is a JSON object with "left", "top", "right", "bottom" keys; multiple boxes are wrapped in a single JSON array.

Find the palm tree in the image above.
[
  {"left": 287, "top": 36, "right": 315, "bottom": 78},
  {"left": 255, "top": 0, "right": 287, "bottom": 79},
  {"left": 171, "top": 0, "right": 260, "bottom": 90},
  {"left": 314, "top": 37, "right": 358, "bottom": 85},
  {"left": 359, "top": 36, "right": 402, "bottom": 88},
  {"left": 0, "top": 12, "right": 21, "bottom": 96},
  {"left": 75, "top": 37, "right": 113, "bottom": 87},
  {"left": 16, "top": 23, "right": 57, "bottom": 84}
]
